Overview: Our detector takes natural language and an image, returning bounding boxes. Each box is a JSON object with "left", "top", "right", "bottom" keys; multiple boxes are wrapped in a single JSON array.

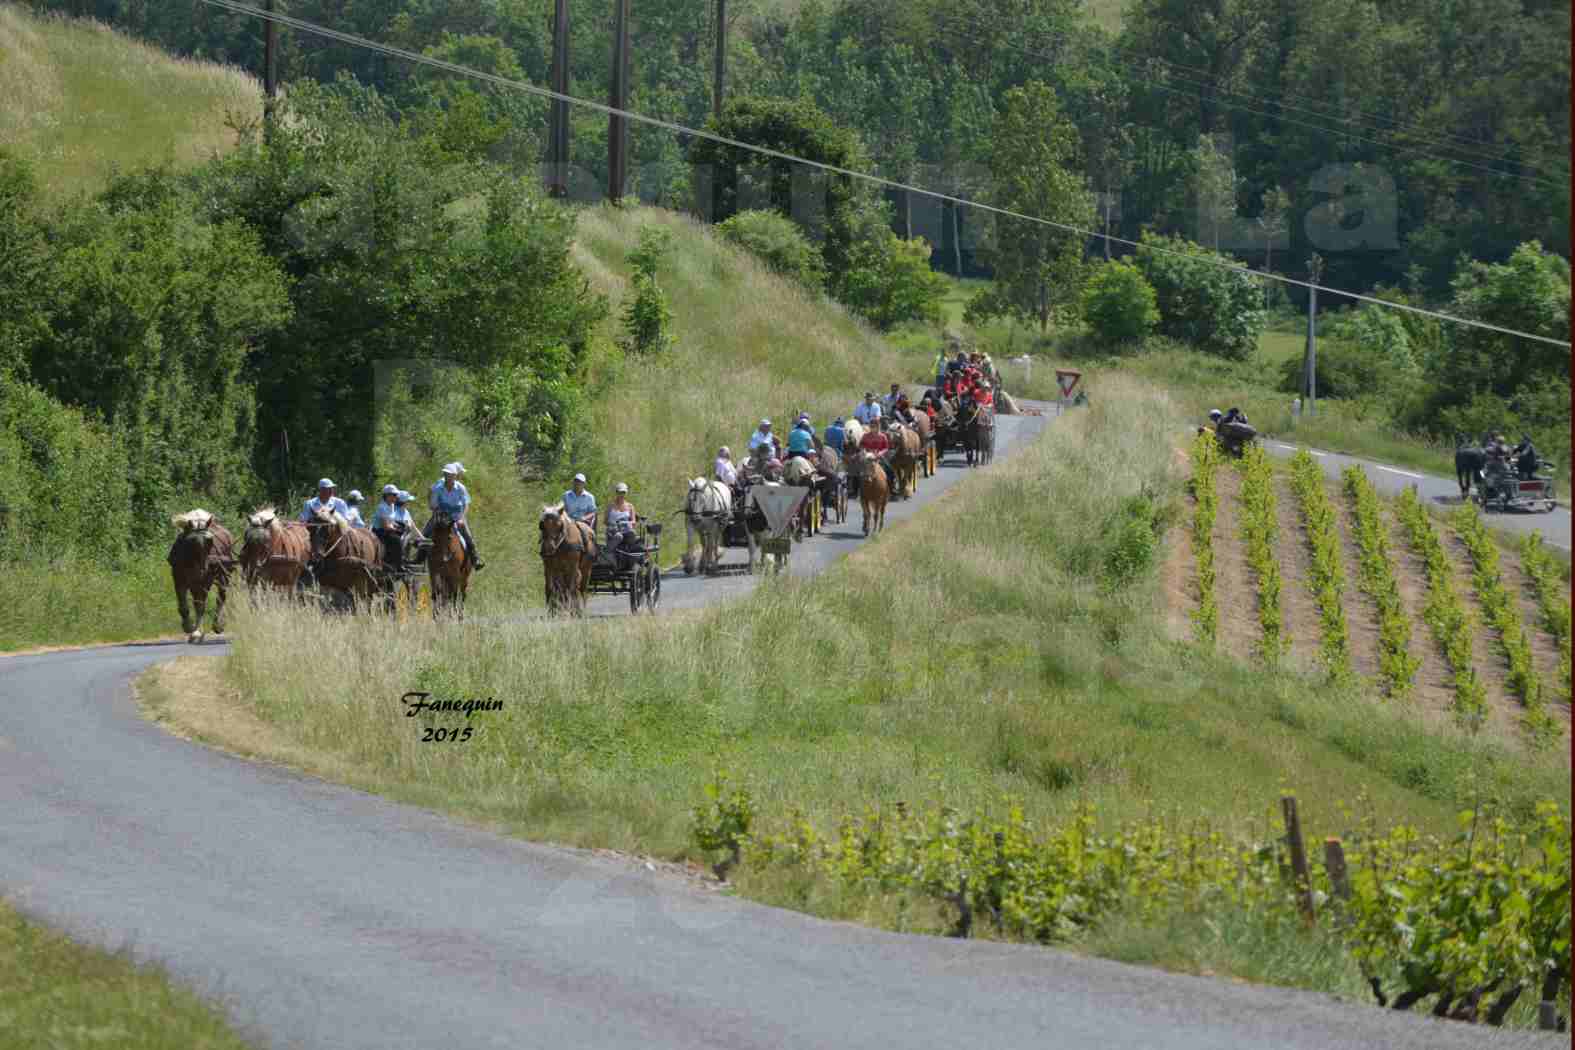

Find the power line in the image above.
[
  {"left": 194, "top": 0, "right": 1571, "bottom": 349},
  {"left": 935, "top": 16, "right": 1569, "bottom": 189}
]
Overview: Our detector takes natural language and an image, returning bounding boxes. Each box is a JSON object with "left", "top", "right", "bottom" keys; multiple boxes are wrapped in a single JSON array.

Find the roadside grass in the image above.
[
  {"left": 160, "top": 376, "right": 1566, "bottom": 898},
  {"left": 0, "top": 898, "right": 258, "bottom": 1050},
  {"left": 0, "top": 4, "right": 259, "bottom": 202},
  {"left": 0, "top": 551, "right": 174, "bottom": 651}
]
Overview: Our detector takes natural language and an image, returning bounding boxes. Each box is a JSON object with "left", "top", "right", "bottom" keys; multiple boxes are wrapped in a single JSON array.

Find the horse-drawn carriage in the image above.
[
  {"left": 1473, "top": 463, "right": 1559, "bottom": 514},
  {"left": 1212, "top": 420, "right": 1257, "bottom": 459},
  {"left": 934, "top": 401, "right": 994, "bottom": 466},
  {"left": 585, "top": 520, "right": 663, "bottom": 612}
]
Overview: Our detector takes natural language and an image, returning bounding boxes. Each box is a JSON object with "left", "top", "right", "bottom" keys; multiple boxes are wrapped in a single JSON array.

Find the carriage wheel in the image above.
[
  {"left": 646, "top": 565, "right": 661, "bottom": 612},
  {"left": 811, "top": 492, "right": 822, "bottom": 534},
  {"left": 629, "top": 570, "right": 644, "bottom": 613}
]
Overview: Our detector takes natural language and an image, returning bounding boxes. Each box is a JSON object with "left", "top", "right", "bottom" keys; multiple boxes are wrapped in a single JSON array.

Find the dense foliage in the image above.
[
  {"left": 1081, "top": 260, "right": 1159, "bottom": 347},
  {"left": 1132, "top": 232, "right": 1265, "bottom": 360},
  {"left": 716, "top": 209, "right": 828, "bottom": 290}
]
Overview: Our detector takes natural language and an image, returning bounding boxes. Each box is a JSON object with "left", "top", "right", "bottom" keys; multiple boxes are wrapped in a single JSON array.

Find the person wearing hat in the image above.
[
  {"left": 853, "top": 392, "right": 882, "bottom": 427},
  {"left": 342, "top": 490, "right": 370, "bottom": 529},
  {"left": 605, "top": 482, "right": 639, "bottom": 550},
  {"left": 764, "top": 457, "right": 784, "bottom": 482},
  {"left": 973, "top": 382, "right": 994, "bottom": 409},
  {"left": 714, "top": 447, "right": 738, "bottom": 488},
  {"left": 882, "top": 383, "right": 903, "bottom": 415},
  {"left": 561, "top": 472, "right": 597, "bottom": 532},
  {"left": 748, "top": 418, "right": 776, "bottom": 455},
  {"left": 823, "top": 417, "right": 846, "bottom": 456},
  {"left": 892, "top": 392, "right": 917, "bottom": 425},
  {"left": 427, "top": 463, "right": 484, "bottom": 570},
  {"left": 299, "top": 478, "right": 351, "bottom": 523},
  {"left": 786, "top": 416, "right": 818, "bottom": 458},
  {"left": 858, "top": 418, "right": 896, "bottom": 491},
  {"left": 371, "top": 484, "right": 405, "bottom": 531}
]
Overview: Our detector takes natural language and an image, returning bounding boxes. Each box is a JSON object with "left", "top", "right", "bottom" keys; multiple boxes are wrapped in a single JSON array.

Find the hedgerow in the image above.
[
  {"left": 1453, "top": 505, "right": 1557, "bottom": 743},
  {"left": 1394, "top": 487, "right": 1487, "bottom": 729},
  {"left": 1188, "top": 431, "right": 1220, "bottom": 645},
  {"left": 1341, "top": 468, "right": 1421, "bottom": 699},
  {"left": 1288, "top": 452, "right": 1352, "bottom": 682},
  {"left": 696, "top": 785, "right": 1571, "bottom": 1028},
  {"left": 1518, "top": 532, "right": 1572, "bottom": 706},
  {"left": 1237, "top": 445, "right": 1285, "bottom": 665}
]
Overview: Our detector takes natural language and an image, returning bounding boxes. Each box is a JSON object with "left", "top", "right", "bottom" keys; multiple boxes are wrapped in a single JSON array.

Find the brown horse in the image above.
[
  {"left": 307, "top": 508, "right": 383, "bottom": 612},
  {"left": 428, "top": 510, "right": 472, "bottom": 620},
  {"left": 909, "top": 413, "right": 935, "bottom": 476},
  {"left": 857, "top": 451, "right": 889, "bottom": 536},
  {"left": 539, "top": 505, "right": 596, "bottom": 616},
  {"left": 239, "top": 507, "right": 311, "bottom": 594},
  {"left": 168, "top": 510, "right": 235, "bottom": 643},
  {"left": 890, "top": 423, "right": 922, "bottom": 499}
]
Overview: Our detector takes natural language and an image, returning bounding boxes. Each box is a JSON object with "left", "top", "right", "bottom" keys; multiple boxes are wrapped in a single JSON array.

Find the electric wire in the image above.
[{"left": 194, "top": 0, "right": 1572, "bottom": 348}]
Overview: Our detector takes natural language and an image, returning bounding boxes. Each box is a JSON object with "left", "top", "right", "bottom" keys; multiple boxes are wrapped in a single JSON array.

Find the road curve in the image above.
[
  {"left": 2, "top": 405, "right": 1561, "bottom": 1050},
  {"left": 1257, "top": 438, "right": 1571, "bottom": 552}
]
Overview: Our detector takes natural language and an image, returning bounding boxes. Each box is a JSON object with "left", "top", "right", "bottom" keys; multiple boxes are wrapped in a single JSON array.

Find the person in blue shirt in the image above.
[
  {"left": 747, "top": 419, "right": 777, "bottom": 455},
  {"left": 561, "top": 472, "right": 597, "bottom": 530},
  {"left": 343, "top": 490, "right": 369, "bottom": 529},
  {"left": 853, "top": 393, "right": 882, "bottom": 427},
  {"left": 426, "top": 463, "right": 484, "bottom": 570},
  {"left": 823, "top": 417, "right": 846, "bottom": 455},
  {"left": 370, "top": 484, "right": 408, "bottom": 531},
  {"left": 299, "top": 479, "right": 351, "bottom": 523},
  {"left": 786, "top": 418, "right": 817, "bottom": 458}
]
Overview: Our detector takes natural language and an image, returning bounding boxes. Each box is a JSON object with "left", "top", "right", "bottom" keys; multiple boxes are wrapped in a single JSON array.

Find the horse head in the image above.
[
  {"left": 170, "top": 509, "right": 218, "bottom": 567},
  {"left": 305, "top": 507, "right": 344, "bottom": 557},
  {"left": 539, "top": 505, "right": 569, "bottom": 557}
]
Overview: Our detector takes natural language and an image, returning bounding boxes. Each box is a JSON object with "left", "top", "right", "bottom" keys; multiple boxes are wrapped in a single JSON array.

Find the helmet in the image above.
[
  {"left": 381, "top": 483, "right": 399, "bottom": 496},
  {"left": 759, "top": 418, "right": 771, "bottom": 428},
  {"left": 1209, "top": 409, "right": 1222, "bottom": 420},
  {"left": 1229, "top": 407, "right": 1241, "bottom": 416},
  {"left": 317, "top": 478, "right": 335, "bottom": 490},
  {"left": 396, "top": 490, "right": 413, "bottom": 504}
]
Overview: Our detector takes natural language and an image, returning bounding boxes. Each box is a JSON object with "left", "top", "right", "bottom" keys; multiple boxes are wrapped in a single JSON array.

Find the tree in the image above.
[
  {"left": 1132, "top": 231, "right": 1265, "bottom": 359},
  {"left": 1255, "top": 185, "right": 1291, "bottom": 280},
  {"left": 1082, "top": 260, "right": 1159, "bottom": 347},
  {"left": 1191, "top": 133, "right": 1242, "bottom": 252},
  {"left": 1121, "top": 0, "right": 1269, "bottom": 135},
  {"left": 964, "top": 82, "right": 1094, "bottom": 333},
  {"left": 0, "top": 151, "right": 49, "bottom": 380},
  {"left": 838, "top": 229, "right": 949, "bottom": 331},
  {"left": 717, "top": 209, "right": 828, "bottom": 290}
]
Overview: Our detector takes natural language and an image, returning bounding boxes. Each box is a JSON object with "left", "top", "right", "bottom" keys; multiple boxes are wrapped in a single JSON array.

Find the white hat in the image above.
[
  {"left": 760, "top": 419, "right": 771, "bottom": 427},
  {"left": 318, "top": 478, "right": 335, "bottom": 489},
  {"left": 615, "top": 482, "right": 629, "bottom": 493},
  {"left": 382, "top": 483, "right": 399, "bottom": 496},
  {"left": 452, "top": 462, "right": 465, "bottom": 474},
  {"left": 573, "top": 473, "right": 587, "bottom": 483},
  {"left": 347, "top": 490, "right": 364, "bottom": 502},
  {"left": 441, "top": 462, "right": 460, "bottom": 476},
  {"left": 396, "top": 490, "right": 413, "bottom": 503}
]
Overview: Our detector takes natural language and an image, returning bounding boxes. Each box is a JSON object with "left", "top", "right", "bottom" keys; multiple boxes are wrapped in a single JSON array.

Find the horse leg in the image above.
[
  {"left": 174, "top": 579, "right": 195, "bottom": 636},
  {"left": 211, "top": 575, "right": 228, "bottom": 634},
  {"left": 190, "top": 585, "right": 209, "bottom": 641}
]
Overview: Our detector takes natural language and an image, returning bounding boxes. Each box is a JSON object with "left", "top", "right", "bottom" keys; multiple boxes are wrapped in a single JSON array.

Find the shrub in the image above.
[
  {"left": 716, "top": 209, "right": 827, "bottom": 291},
  {"left": 836, "top": 230, "right": 948, "bottom": 331},
  {"left": 1081, "top": 261, "right": 1159, "bottom": 348},
  {"left": 1277, "top": 338, "right": 1409, "bottom": 402},
  {"left": 1132, "top": 231, "right": 1265, "bottom": 360},
  {"left": 620, "top": 225, "right": 675, "bottom": 356}
]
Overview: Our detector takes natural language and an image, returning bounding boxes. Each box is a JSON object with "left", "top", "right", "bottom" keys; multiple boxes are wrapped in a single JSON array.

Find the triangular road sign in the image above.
[{"left": 1055, "top": 369, "right": 1082, "bottom": 398}]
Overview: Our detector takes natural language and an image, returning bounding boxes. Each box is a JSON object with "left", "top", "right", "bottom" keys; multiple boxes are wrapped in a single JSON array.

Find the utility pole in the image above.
[
  {"left": 713, "top": 0, "right": 726, "bottom": 121},
  {"left": 546, "top": 0, "right": 571, "bottom": 197},
  {"left": 263, "top": 0, "right": 278, "bottom": 138},
  {"left": 1302, "top": 253, "right": 1324, "bottom": 416},
  {"left": 608, "top": 0, "right": 631, "bottom": 203}
]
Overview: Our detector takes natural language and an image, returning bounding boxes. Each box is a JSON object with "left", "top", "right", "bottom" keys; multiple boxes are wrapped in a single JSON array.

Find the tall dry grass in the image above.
[{"left": 0, "top": 4, "right": 259, "bottom": 200}]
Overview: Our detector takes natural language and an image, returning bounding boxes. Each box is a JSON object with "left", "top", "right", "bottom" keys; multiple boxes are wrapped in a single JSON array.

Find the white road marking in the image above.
[
  {"left": 1376, "top": 465, "right": 1424, "bottom": 479},
  {"left": 1308, "top": 450, "right": 1326, "bottom": 457},
  {"left": 1275, "top": 443, "right": 1297, "bottom": 451}
]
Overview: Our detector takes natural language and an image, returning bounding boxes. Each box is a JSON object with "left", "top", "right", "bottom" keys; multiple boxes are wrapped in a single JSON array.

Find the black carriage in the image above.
[
  {"left": 1474, "top": 463, "right": 1558, "bottom": 513},
  {"left": 935, "top": 403, "right": 994, "bottom": 466},
  {"left": 585, "top": 521, "right": 664, "bottom": 613}
]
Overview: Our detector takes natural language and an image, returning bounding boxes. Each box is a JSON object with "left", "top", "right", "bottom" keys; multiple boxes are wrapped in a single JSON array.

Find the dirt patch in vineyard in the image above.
[
  {"left": 1382, "top": 514, "right": 1462, "bottom": 721},
  {"left": 1160, "top": 447, "right": 1198, "bottom": 642},
  {"left": 1212, "top": 468, "right": 1262, "bottom": 658},
  {"left": 1273, "top": 474, "right": 1323, "bottom": 674}
]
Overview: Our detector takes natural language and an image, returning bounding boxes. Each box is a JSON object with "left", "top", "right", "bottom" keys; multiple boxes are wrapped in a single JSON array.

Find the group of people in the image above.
[
  {"left": 298, "top": 464, "right": 484, "bottom": 571},
  {"left": 933, "top": 347, "right": 998, "bottom": 402},
  {"left": 1482, "top": 432, "right": 1543, "bottom": 481},
  {"left": 558, "top": 472, "right": 645, "bottom": 558}
]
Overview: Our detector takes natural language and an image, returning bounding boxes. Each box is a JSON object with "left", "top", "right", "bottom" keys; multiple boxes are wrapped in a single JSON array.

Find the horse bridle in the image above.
[{"left": 541, "top": 514, "right": 586, "bottom": 556}]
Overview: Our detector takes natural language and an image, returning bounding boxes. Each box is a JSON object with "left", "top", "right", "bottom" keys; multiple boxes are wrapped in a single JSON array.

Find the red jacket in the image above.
[{"left": 859, "top": 431, "right": 890, "bottom": 455}]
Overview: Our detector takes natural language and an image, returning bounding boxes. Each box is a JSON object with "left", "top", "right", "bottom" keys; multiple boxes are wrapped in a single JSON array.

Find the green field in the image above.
[
  {"left": 0, "top": 899, "right": 257, "bottom": 1050},
  {"left": 0, "top": 4, "right": 260, "bottom": 201}
]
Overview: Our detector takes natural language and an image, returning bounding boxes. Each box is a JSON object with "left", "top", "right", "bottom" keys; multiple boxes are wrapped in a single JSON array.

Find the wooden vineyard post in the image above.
[
  {"left": 1282, "top": 795, "right": 1315, "bottom": 923},
  {"left": 1324, "top": 838, "right": 1349, "bottom": 900}
]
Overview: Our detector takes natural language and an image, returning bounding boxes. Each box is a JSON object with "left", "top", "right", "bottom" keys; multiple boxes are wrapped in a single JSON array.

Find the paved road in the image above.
[
  {"left": 1, "top": 400, "right": 1560, "bottom": 1050},
  {"left": 1257, "top": 438, "right": 1571, "bottom": 552},
  {"left": 1, "top": 645, "right": 1557, "bottom": 1050}
]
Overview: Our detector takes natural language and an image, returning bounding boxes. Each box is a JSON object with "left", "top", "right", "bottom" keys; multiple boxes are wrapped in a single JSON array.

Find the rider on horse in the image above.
[
  {"left": 823, "top": 417, "right": 846, "bottom": 456},
  {"left": 427, "top": 463, "right": 485, "bottom": 570},
  {"left": 786, "top": 416, "right": 818, "bottom": 458},
  {"left": 859, "top": 418, "right": 897, "bottom": 491}
]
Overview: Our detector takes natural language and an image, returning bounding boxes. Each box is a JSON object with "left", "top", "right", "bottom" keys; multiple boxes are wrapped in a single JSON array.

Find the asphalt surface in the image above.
[
  {"left": 2, "top": 643, "right": 1559, "bottom": 1050},
  {"left": 1258, "top": 437, "right": 1571, "bottom": 552},
  {"left": 1, "top": 399, "right": 1562, "bottom": 1049}
]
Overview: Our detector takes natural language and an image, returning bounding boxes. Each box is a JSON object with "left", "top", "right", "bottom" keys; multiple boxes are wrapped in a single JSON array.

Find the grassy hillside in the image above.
[{"left": 0, "top": 4, "right": 259, "bottom": 200}]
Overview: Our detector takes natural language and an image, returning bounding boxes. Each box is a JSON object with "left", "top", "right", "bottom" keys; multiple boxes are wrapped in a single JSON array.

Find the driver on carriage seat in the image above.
[
  {"left": 562, "top": 472, "right": 598, "bottom": 532},
  {"left": 1514, "top": 435, "right": 1541, "bottom": 479},
  {"left": 427, "top": 463, "right": 484, "bottom": 570},
  {"left": 975, "top": 382, "right": 994, "bottom": 408},
  {"left": 892, "top": 393, "right": 917, "bottom": 425},
  {"left": 824, "top": 417, "right": 846, "bottom": 455},
  {"left": 606, "top": 482, "right": 643, "bottom": 563},
  {"left": 372, "top": 483, "right": 413, "bottom": 565},
  {"left": 714, "top": 446, "right": 738, "bottom": 487}
]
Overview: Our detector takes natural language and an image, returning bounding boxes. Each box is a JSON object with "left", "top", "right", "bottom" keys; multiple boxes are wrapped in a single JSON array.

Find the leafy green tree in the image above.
[
  {"left": 1132, "top": 231, "right": 1265, "bottom": 360},
  {"left": 717, "top": 209, "right": 828, "bottom": 290},
  {"left": 964, "top": 82, "right": 1094, "bottom": 333},
  {"left": 0, "top": 151, "right": 49, "bottom": 379},
  {"left": 1191, "top": 134, "right": 1242, "bottom": 253},
  {"left": 687, "top": 95, "right": 872, "bottom": 285},
  {"left": 838, "top": 229, "right": 949, "bottom": 331},
  {"left": 620, "top": 226, "right": 675, "bottom": 356},
  {"left": 1081, "top": 261, "right": 1159, "bottom": 347}
]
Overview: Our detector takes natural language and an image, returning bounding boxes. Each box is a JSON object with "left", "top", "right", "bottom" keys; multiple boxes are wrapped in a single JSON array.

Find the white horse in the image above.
[{"left": 682, "top": 477, "right": 733, "bottom": 575}]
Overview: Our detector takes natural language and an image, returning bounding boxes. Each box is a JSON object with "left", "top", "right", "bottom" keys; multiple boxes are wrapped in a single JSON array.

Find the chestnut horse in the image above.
[
  {"left": 239, "top": 507, "right": 311, "bottom": 594},
  {"left": 539, "top": 505, "right": 597, "bottom": 616},
  {"left": 857, "top": 451, "right": 888, "bottom": 536},
  {"left": 889, "top": 422, "right": 922, "bottom": 499},
  {"left": 168, "top": 510, "right": 235, "bottom": 642},
  {"left": 307, "top": 508, "right": 383, "bottom": 612},
  {"left": 427, "top": 510, "right": 472, "bottom": 620}
]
